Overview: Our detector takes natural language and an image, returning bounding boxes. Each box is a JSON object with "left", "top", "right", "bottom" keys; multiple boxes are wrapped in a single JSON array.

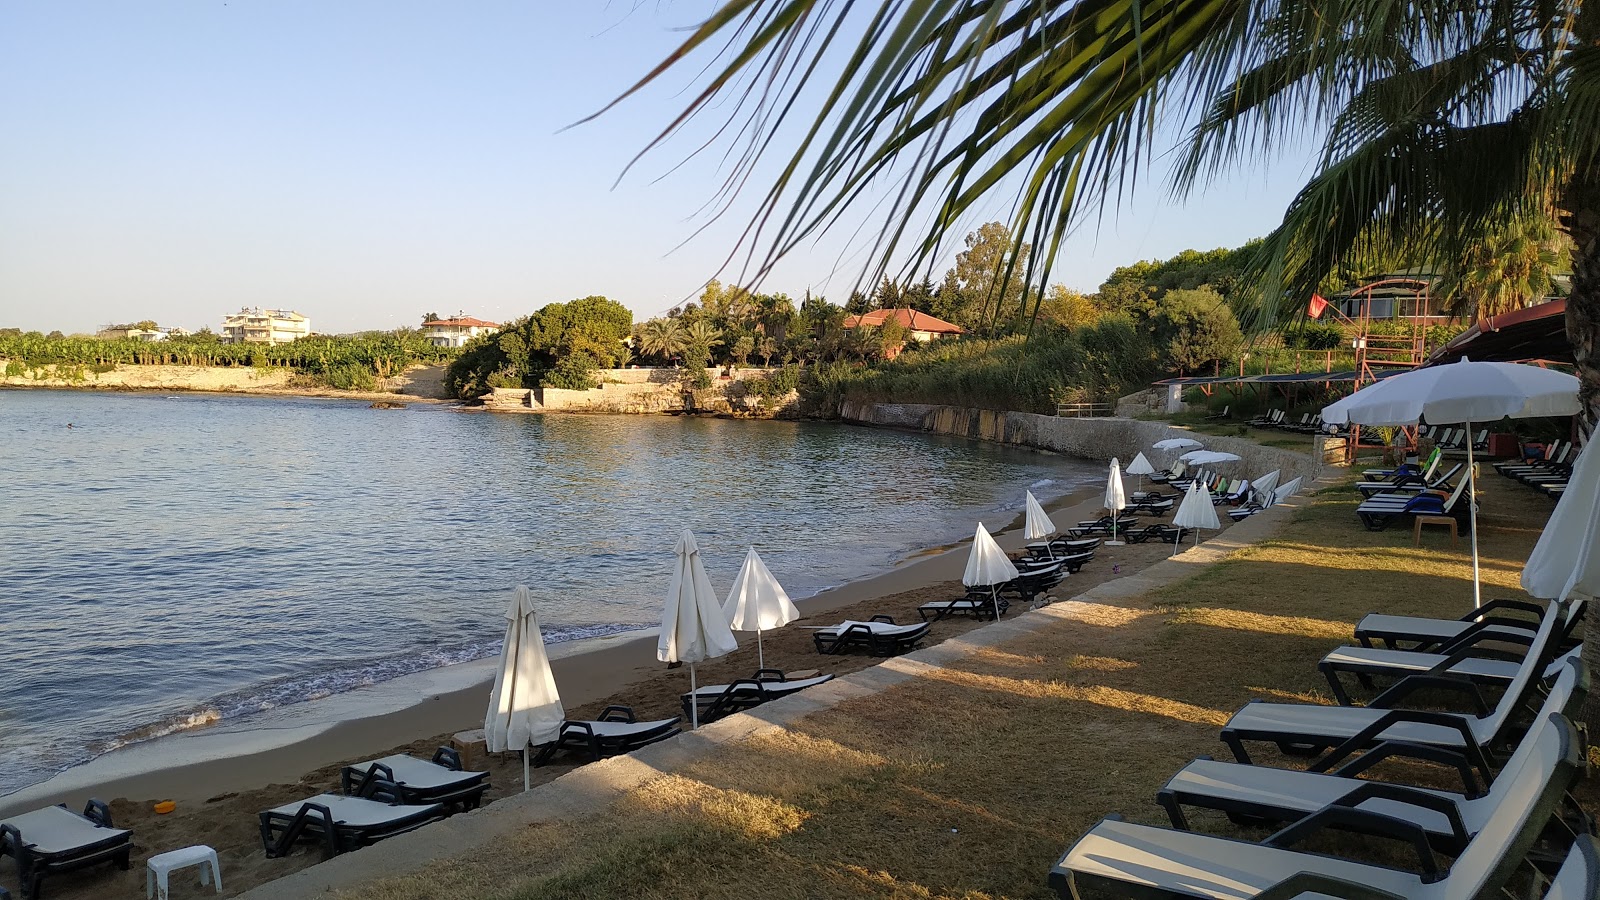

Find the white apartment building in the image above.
[
  {"left": 420, "top": 316, "right": 499, "bottom": 348},
  {"left": 221, "top": 308, "right": 311, "bottom": 344}
]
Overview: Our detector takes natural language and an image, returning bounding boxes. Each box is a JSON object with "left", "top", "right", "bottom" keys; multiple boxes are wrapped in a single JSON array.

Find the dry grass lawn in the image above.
[{"left": 337, "top": 472, "right": 1571, "bottom": 900}]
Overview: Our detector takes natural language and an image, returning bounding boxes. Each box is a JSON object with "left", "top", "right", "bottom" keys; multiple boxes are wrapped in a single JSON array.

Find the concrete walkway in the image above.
[{"left": 240, "top": 489, "right": 1314, "bottom": 899}]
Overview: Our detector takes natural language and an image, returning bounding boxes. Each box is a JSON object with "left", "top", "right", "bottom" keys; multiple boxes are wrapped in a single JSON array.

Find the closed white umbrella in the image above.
[
  {"left": 1024, "top": 491, "right": 1058, "bottom": 541},
  {"left": 485, "top": 586, "right": 566, "bottom": 791},
  {"left": 1172, "top": 480, "right": 1220, "bottom": 554},
  {"left": 1522, "top": 441, "right": 1600, "bottom": 602},
  {"left": 960, "top": 518, "right": 1024, "bottom": 614},
  {"left": 1104, "top": 458, "right": 1128, "bottom": 546},
  {"left": 963, "top": 523, "right": 1020, "bottom": 621},
  {"left": 1322, "top": 358, "right": 1580, "bottom": 606},
  {"left": 722, "top": 546, "right": 799, "bottom": 670},
  {"left": 1125, "top": 452, "right": 1156, "bottom": 492},
  {"left": 659, "top": 529, "right": 739, "bottom": 729},
  {"left": 1251, "top": 470, "right": 1281, "bottom": 507},
  {"left": 1273, "top": 476, "right": 1303, "bottom": 504}
]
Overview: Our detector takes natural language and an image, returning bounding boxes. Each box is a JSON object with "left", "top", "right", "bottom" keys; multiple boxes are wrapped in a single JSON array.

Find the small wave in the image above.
[
  {"left": 1029, "top": 478, "right": 1055, "bottom": 488},
  {"left": 95, "top": 622, "right": 646, "bottom": 753}
]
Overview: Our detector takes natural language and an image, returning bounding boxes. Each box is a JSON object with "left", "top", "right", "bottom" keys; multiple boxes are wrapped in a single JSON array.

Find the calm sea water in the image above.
[{"left": 0, "top": 389, "right": 1096, "bottom": 795}]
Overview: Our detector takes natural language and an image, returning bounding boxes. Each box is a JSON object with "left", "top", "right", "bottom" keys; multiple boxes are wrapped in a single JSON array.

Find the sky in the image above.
[{"left": 0, "top": 2, "right": 1321, "bottom": 335}]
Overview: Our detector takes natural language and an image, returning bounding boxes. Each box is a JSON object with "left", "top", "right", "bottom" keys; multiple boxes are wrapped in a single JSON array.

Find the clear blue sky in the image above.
[{"left": 0, "top": 2, "right": 1318, "bottom": 335}]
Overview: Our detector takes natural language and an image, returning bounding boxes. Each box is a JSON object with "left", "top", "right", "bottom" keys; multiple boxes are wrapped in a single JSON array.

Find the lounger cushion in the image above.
[
  {"left": 1354, "top": 614, "right": 1533, "bottom": 644},
  {"left": 1056, "top": 817, "right": 1418, "bottom": 900},
  {"left": 265, "top": 795, "right": 441, "bottom": 828},
  {"left": 1225, "top": 702, "right": 1487, "bottom": 747},
  {"left": 818, "top": 620, "right": 923, "bottom": 635},
  {"left": 686, "top": 674, "right": 834, "bottom": 699},
  {"left": 1322, "top": 646, "right": 1522, "bottom": 682},
  {"left": 350, "top": 755, "right": 487, "bottom": 791},
  {"left": 566, "top": 718, "right": 679, "bottom": 739},
  {"left": 0, "top": 807, "right": 128, "bottom": 855},
  {"left": 1163, "top": 759, "right": 1468, "bottom": 835}
]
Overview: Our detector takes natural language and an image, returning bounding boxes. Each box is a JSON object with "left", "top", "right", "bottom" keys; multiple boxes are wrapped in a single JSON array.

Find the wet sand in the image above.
[{"left": 1, "top": 484, "right": 1236, "bottom": 899}]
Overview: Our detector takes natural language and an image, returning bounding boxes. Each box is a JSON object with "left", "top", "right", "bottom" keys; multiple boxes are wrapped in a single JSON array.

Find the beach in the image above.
[{"left": 1, "top": 484, "right": 1227, "bottom": 899}]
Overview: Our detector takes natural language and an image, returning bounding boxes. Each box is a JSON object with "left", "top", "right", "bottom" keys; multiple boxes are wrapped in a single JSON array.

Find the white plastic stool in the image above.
[{"left": 146, "top": 845, "right": 221, "bottom": 899}]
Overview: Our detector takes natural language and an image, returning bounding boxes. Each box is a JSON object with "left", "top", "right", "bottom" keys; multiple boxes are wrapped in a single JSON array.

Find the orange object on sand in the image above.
[{"left": 153, "top": 800, "right": 176, "bottom": 814}]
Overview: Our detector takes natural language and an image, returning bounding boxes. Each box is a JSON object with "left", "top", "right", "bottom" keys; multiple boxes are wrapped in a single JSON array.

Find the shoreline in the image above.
[
  {"left": 0, "top": 485, "right": 1083, "bottom": 819},
  {"left": 0, "top": 381, "right": 454, "bottom": 406}
]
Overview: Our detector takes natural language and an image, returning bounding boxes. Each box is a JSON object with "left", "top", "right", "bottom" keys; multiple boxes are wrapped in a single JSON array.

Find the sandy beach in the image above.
[{"left": 0, "top": 483, "right": 1235, "bottom": 899}]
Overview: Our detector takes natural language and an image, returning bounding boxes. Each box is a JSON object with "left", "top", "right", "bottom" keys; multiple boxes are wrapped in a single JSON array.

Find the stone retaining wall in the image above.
[{"left": 840, "top": 401, "right": 1328, "bottom": 483}]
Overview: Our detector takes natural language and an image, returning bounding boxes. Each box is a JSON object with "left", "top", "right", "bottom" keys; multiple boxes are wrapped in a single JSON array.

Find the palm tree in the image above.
[
  {"left": 635, "top": 318, "right": 686, "bottom": 363},
  {"left": 1440, "top": 216, "right": 1571, "bottom": 322},
  {"left": 605, "top": 0, "right": 1599, "bottom": 425},
  {"left": 605, "top": 0, "right": 1600, "bottom": 727}
]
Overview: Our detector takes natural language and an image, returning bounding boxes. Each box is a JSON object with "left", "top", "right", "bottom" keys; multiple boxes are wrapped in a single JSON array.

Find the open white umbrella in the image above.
[
  {"left": 722, "top": 546, "right": 799, "bottom": 670},
  {"left": 485, "top": 586, "right": 566, "bottom": 791},
  {"left": 1322, "top": 358, "right": 1580, "bottom": 606},
  {"left": 1171, "top": 480, "right": 1220, "bottom": 554},
  {"left": 1522, "top": 441, "right": 1600, "bottom": 602},
  {"left": 1181, "top": 450, "right": 1243, "bottom": 466},
  {"left": 659, "top": 529, "right": 739, "bottom": 729},
  {"left": 963, "top": 523, "right": 1020, "bottom": 621},
  {"left": 1104, "top": 458, "right": 1128, "bottom": 545},
  {"left": 1125, "top": 452, "right": 1156, "bottom": 492},
  {"left": 1024, "top": 491, "right": 1057, "bottom": 541},
  {"left": 1152, "top": 437, "right": 1203, "bottom": 452}
]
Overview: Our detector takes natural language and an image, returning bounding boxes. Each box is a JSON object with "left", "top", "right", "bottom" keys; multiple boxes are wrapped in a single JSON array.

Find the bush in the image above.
[{"left": 1285, "top": 323, "right": 1345, "bottom": 350}]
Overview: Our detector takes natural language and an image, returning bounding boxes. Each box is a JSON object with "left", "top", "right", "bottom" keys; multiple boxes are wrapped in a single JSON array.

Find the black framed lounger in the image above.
[
  {"left": 1352, "top": 597, "right": 1553, "bottom": 650},
  {"left": 1158, "top": 710, "right": 1578, "bottom": 855},
  {"left": 1218, "top": 608, "right": 1566, "bottom": 771},
  {"left": 260, "top": 792, "right": 445, "bottom": 860},
  {"left": 680, "top": 671, "right": 836, "bottom": 723},
  {"left": 812, "top": 616, "right": 930, "bottom": 655},
  {"left": 917, "top": 595, "right": 1008, "bottom": 622},
  {"left": 0, "top": 801, "right": 130, "bottom": 900},
  {"left": 531, "top": 707, "right": 681, "bottom": 765},
  {"left": 341, "top": 747, "right": 490, "bottom": 812},
  {"left": 1050, "top": 716, "right": 1588, "bottom": 900}
]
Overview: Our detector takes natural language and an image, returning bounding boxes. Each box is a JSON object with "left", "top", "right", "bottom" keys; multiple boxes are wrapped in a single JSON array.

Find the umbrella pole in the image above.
[
  {"left": 523, "top": 747, "right": 530, "bottom": 793},
  {"left": 689, "top": 663, "right": 699, "bottom": 730},
  {"left": 1467, "top": 420, "right": 1482, "bottom": 608},
  {"left": 756, "top": 628, "right": 765, "bottom": 671},
  {"left": 991, "top": 585, "right": 1002, "bottom": 621},
  {"left": 1173, "top": 529, "right": 1180, "bottom": 557}
]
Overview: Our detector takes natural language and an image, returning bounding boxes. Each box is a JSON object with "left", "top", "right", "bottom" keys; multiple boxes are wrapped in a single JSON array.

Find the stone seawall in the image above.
[{"left": 839, "top": 401, "right": 1328, "bottom": 482}]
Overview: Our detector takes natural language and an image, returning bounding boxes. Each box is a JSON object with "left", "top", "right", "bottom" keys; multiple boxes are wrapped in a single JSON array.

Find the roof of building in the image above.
[
  {"left": 424, "top": 317, "right": 499, "bottom": 329},
  {"left": 1426, "top": 298, "right": 1571, "bottom": 366},
  {"left": 841, "top": 308, "right": 965, "bottom": 334}
]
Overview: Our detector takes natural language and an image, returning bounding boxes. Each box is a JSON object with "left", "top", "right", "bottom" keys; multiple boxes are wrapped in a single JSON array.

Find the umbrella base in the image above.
[{"left": 1104, "top": 540, "right": 1125, "bottom": 546}]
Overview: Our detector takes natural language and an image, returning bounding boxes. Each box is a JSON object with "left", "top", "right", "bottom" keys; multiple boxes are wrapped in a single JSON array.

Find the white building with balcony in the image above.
[
  {"left": 420, "top": 316, "right": 499, "bottom": 348},
  {"left": 221, "top": 309, "right": 311, "bottom": 344}
]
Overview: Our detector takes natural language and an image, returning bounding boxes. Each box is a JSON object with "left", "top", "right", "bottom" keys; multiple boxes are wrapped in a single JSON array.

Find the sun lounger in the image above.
[
  {"left": 1353, "top": 597, "right": 1551, "bottom": 650},
  {"left": 1218, "top": 602, "right": 1563, "bottom": 772},
  {"left": 1362, "top": 447, "right": 1442, "bottom": 480},
  {"left": 260, "top": 791, "right": 445, "bottom": 860},
  {"left": 1356, "top": 462, "right": 1463, "bottom": 498},
  {"left": 1320, "top": 641, "right": 1582, "bottom": 705},
  {"left": 680, "top": 670, "right": 835, "bottom": 723},
  {"left": 813, "top": 616, "right": 930, "bottom": 654},
  {"left": 1126, "top": 496, "right": 1175, "bottom": 515},
  {"left": 341, "top": 747, "right": 489, "bottom": 812},
  {"left": 532, "top": 706, "right": 682, "bottom": 765},
  {"left": 1355, "top": 474, "right": 1468, "bottom": 530},
  {"left": 0, "top": 801, "right": 130, "bottom": 900},
  {"left": 917, "top": 593, "right": 1009, "bottom": 622},
  {"left": 1160, "top": 708, "right": 1578, "bottom": 855},
  {"left": 1051, "top": 711, "right": 1588, "bottom": 900}
]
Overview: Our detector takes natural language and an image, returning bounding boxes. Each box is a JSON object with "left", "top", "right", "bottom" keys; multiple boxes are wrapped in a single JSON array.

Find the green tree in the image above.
[
  {"left": 1153, "top": 288, "right": 1243, "bottom": 374},
  {"left": 445, "top": 296, "right": 632, "bottom": 397},
  {"left": 635, "top": 318, "right": 687, "bottom": 363},
  {"left": 930, "top": 223, "right": 1031, "bottom": 334},
  {"left": 422, "top": 312, "right": 441, "bottom": 323},
  {"left": 1439, "top": 216, "right": 1572, "bottom": 322},
  {"left": 1037, "top": 285, "right": 1100, "bottom": 331}
]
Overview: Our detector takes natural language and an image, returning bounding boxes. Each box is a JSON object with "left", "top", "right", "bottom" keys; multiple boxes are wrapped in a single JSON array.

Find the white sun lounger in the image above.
[
  {"left": 532, "top": 706, "right": 682, "bottom": 766},
  {"left": 341, "top": 748, "right": 489, "bottom": 811},
  {"left": 0, "top": 801, "right": 131, "bottom": 899},
  {"left": 812, "top": 617, "right": 930, "bottom": 655},
  {"left": 259, "top": 793, "right": 445, "bottom": 859},
  {"left": 682, "top": 672, "right": 836, "bottom": 723},
  {"left": 1352, "top": 597, "right": 1560, "bottom": 650},
  {"left": 1219, "top": 603, "right": 1560, "bottom": 772},
  {"left": 1160, "top": 665, "right": 1581, "bottom": 852},
  {"left": 1051, "top": 711, "right": 1587, "bottom": 900}
]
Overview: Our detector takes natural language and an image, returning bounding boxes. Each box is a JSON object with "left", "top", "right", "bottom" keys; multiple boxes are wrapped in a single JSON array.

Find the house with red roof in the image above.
[
  {"left": 421, "top": 316, "right": 500, "bottom": 348},
  {"left": 841, "top": 307, "right": 965, "bottom": 358}
]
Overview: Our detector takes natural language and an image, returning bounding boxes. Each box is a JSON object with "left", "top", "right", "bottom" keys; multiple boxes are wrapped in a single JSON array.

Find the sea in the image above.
[{"left": 0, "top": 389, "right": 1099, "bottom": 797}]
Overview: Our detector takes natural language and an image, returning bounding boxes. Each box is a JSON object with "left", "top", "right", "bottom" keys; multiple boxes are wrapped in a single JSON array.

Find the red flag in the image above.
[{"left": 1307, "top": 294, "right": 1328, "bottom": 319}]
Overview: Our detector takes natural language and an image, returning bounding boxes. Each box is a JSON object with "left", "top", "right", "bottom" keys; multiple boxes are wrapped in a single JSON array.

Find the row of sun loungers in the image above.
[
  {"left": 1051, "top": 596, "right": 1593, "bottom": 900},
  {"left": 1499, "top": 441, "right": 1575, "bottom": 499},
  {"left": 1249, "top": 409, "right": 1340, "bottom": 435}
]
